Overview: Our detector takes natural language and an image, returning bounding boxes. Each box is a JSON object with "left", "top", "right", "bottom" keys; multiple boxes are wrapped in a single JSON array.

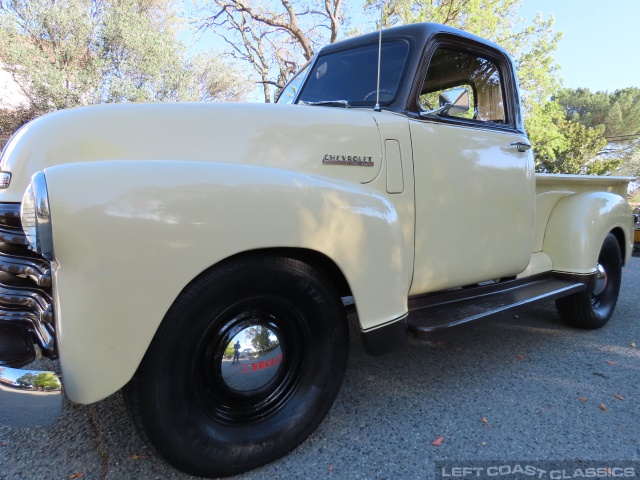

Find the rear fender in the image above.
[
  {"left": 542, "top": 192, "right": 633, "bottom": 273},
  {"left": 44, "top": 160, "right": 408, "bottom": 404}
]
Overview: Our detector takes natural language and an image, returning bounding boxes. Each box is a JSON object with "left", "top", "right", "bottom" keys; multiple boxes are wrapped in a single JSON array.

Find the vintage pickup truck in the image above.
[{"left": 0, "top": 23, "right": 635, "bottom": 477}]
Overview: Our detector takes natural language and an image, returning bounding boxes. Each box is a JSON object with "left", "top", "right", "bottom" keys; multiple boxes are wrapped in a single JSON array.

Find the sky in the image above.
[{"left": 519, "top": 0, "right": 639, "bottom": 93}]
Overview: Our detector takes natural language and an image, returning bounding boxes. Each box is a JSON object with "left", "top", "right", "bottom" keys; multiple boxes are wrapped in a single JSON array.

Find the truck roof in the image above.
[{"left": 319, "top": 22, "right": 508, "bottom": 58}]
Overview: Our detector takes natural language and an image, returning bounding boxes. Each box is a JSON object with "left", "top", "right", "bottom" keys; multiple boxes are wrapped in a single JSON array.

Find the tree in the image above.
[
  {"left": 0, "top": 0, "right": 249, "bottom": 148},
  {"left": 555, "top": 87, "right": 640, "bottom": 140},
  {"left": 528, "top": 99, "right": 616, "bottom": 175},
  {"left": 15, "top": 372, "right": 35, "bottom": 388},
  {"left": 199, "top": 0, "right": 345, "bottom": 102},
  {"left": 546, "top": 87, "right": 640, "bottom": 175},
  {"left": 245, "top": 325, "right": 276, "bottom": 354},
  {"left": 524, "top": 99, "right": 567, "bottom": 165},
  {"left": 33, "top": 372, "right": 61, "bottom": 390},
  {"left": 0, "top": 0, "right": 100, "bottom": 113},
  {"left": 224, "top": 340, "right": 235, "bottom": 358}
]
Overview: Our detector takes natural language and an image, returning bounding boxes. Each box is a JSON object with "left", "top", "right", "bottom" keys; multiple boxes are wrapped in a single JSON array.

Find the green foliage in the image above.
[
  {"left": 33, "top": 372, "right": 61, "bottom": 390},
  {"left": 224, "top": 341, "right": 235, "bottom": 358},
  {"left": 533, "top": 116, "right": 611, "bottom": 174},
  {"left": 0, "top": 0, "right": 100, "bottom": 114},
  {"left": 525, "top": 100, "right": 567, "bottom": 163},
  {"left": 98, "top": 0, "right": 187, "bottom": 103},
  {"left": 245, "top": 326, "right": 276, "bottom": 354},
  {"left": 15, "top": 371, "right": 60, "bottom": 390},
  {"left": 548, "top": 88, "right": 640, "bottom": 176},
  {"left": 0, "top": 0, "right": 249, "bottom": 147},
  {"left": 16, "top": 372, "right": 35, "bottom": 388},
  {"left": 555, "top": 87, "right": 640, "bottom": 140}
]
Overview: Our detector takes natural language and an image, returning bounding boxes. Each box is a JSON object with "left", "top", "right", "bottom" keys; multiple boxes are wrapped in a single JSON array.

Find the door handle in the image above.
[{"left": 510, "top": 142, "right": 531, "bottom": 152}]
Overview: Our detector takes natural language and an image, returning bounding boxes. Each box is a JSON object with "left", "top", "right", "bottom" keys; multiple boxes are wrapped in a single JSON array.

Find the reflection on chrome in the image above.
[
  {"left": 0, "top": 364, "right": 62, "bottom": 428},
  {"left": 221, "top": 325, "right": 283, "bottom": 392},
  {"left": 0, "top": 368, "right": 61, "bottom": 391}
]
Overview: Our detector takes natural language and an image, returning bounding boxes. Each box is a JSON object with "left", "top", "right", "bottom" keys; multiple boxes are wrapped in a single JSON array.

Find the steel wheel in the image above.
[
  {"left": 556, "top": 233, "right": 622, "bottom": 329},
  {"left": 124, "top": 256, "right": 349, "bottom": 478}
]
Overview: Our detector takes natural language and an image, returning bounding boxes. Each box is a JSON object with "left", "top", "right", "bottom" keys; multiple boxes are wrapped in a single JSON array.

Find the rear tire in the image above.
[
  {"left": 124, "top": 256, "right": 349, "bottom": 478},
  {"left": 555, "top": 233, "right": 622, "bottom": 329}
]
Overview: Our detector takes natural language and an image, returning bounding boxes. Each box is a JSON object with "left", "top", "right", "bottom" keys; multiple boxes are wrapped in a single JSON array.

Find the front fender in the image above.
[
  {"left": 44, "top": 160, "right": 408, "bottom": 404},
  {"left": 542, "top": 191, "right": 633, "bottom": 273}
]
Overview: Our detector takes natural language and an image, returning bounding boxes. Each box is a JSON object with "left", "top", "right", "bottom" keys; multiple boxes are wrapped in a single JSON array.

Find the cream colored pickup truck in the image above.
[{"left": 0, "top": 23, "right": 634, "bottom": 478}]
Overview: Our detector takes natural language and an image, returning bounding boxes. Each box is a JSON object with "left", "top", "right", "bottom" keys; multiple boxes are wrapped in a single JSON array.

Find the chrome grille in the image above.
[{"left": 0, "top": 203, "right": 56, "bottom": 358}]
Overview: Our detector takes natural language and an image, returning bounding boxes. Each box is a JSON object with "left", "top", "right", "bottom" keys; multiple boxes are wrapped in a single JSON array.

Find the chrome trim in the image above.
[
  {"left": 0, "top": 364, "right": 62, "bottom": 428},
  {"left": 0, "top": 203, "right": 56, "bottom": 358},
  {"left": 0, "top": 308, "right": 55, "bottom": 355},
  {"left": 0, "top": 225, "right": 28, "bottom": 246},
  {"left": 593, "top": 263, "right": 608, "bottom": 296},
  {"left": 0, "top": 273, "right": 54, "bottom": 323},
  {"left": 0, "top": 250, "right": 51, "bottom": 287},
  {"left": 510, "top": 141, "right": 532, "bottom": 152},
  {"left": 30, "top": 172, "right": 55, "bottom": 260},
  {"left": 0, "top": 203, "right": 23, "bottom": 228}
]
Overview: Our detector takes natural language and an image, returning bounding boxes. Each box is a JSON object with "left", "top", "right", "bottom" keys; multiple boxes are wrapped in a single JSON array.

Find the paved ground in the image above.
[
  {"left": 222, "top": 346, "right": 283, "bottom": 391},
  {"left": 1, "top": 256, "right": 639, "bottom": 480}
]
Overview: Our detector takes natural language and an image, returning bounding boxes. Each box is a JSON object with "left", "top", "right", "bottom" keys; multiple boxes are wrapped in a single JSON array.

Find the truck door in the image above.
[{"left": 409, "top": 39, "right": 535, "bottom": 295}]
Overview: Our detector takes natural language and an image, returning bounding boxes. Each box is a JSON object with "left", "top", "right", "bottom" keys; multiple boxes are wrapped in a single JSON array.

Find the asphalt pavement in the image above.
[{"left": 1, "top": 256, "right": 639, "bottom": 480}]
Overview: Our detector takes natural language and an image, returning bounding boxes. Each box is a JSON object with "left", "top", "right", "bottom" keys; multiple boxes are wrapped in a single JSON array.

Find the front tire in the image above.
[
  {"left": 124, "top": 256, "right": 349, "bottom": 478},
  {"left": 556, "top": 233, "right": 622, "bottom": 329}
]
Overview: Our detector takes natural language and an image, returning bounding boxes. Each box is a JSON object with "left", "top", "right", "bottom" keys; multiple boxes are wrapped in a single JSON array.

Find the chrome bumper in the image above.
[
  {"left": 0, "top": 203, "right": 61, "bottom": 427},
  {"left": 0, "top": 363, "right": 62, "bottom": 428}
]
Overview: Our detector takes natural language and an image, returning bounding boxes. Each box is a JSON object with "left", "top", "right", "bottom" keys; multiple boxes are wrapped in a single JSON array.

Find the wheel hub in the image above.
[
  {"left": 592, "top": 263, "right": 608, "bottom": 297},
  {"left": 192, "top": 303, "right": 305, "bottom": 424},
  {"left": 221, "top": 325, "right": 283, "bottom": 393}
]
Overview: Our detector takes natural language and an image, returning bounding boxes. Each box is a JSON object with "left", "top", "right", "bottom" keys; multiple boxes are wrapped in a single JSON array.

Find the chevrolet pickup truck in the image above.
[{"left": 0, "top": 23, "right": 634, "bottom": 478}]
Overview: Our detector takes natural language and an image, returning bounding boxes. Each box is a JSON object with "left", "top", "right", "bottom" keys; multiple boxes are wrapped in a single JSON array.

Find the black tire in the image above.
[
  {"left": 124, "top": 256, "right": 349, "bottom": 478},
  {"left": 556, "top": 233, "right": 622, "bottom": 329}
]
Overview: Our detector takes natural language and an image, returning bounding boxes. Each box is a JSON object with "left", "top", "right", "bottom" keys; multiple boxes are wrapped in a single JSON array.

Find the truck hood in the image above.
[{"left": 0, "top": 103, "right": 383, "bottom": 202}]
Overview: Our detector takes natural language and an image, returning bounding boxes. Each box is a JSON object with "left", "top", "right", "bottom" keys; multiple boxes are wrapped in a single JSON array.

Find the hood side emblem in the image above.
[{"left": 323, "top": 154, "right": 374, "bottom": 167}]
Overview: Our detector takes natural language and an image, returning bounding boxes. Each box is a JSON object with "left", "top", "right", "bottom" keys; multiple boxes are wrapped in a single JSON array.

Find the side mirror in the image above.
[
  {"left": 439, "top": 88, "right": 470, "bottom": 114},
  {"left": 421, "top": 87, "right": 470, "bottom": 118}
]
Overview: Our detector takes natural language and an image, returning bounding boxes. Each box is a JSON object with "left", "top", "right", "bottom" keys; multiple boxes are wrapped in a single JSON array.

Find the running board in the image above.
[{"left": 407, "top": 274, "right": 587, "bottom": 339}]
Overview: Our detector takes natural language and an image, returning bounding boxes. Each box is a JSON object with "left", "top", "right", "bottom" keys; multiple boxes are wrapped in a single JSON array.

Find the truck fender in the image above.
[
  {"left": 542, "top": 191, "right": 633, "bottom": 274},
  {"left": 43, "top": 160, "right": 409, "bottom": 404}
]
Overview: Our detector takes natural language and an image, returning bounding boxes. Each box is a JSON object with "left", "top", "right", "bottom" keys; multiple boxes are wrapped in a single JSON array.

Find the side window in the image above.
[{"left": 419, "top": 47, "right": 506, "bottom": 124}]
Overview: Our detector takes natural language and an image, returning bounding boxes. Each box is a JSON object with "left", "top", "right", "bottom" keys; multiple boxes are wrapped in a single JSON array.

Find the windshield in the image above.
[
  {"left": 296, "top": 40, "right": 411, "bottom": 107},
  {"left": 277, "top": 63, "right": 311, "bottom": 104}
]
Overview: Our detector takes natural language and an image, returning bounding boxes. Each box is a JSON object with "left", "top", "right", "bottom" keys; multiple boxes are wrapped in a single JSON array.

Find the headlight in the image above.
[{"left": 20, "top": 171, "right": 54, "bottom": 259}]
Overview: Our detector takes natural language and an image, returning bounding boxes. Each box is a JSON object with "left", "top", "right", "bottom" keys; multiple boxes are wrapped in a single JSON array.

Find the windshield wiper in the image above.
[{"left": 301, "top": 100, "right": 350, "bottom": 108}]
